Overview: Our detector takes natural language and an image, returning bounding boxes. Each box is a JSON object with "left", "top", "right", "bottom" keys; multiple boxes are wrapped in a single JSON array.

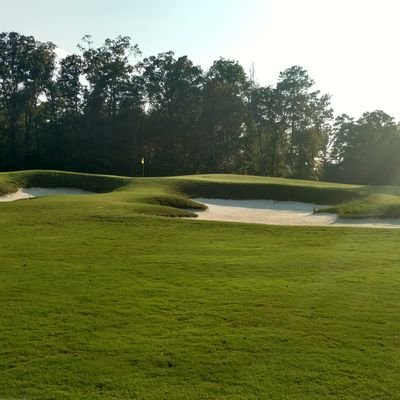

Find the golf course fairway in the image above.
[{"left": 1, "top": 170, "right": 400, "bottom": 399}]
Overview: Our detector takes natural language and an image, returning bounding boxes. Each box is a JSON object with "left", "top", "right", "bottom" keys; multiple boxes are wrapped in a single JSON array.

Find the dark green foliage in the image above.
[
  {"left": 0, "top": 32, "right": 56, "bottom": 169},
  {"left": 0, "top": 32, "right": 399, "bottom": 185},
  {"left": 326, "top": 111, "right": 400, "bottom": 185},
  {"left": 140, "top": 52, "right": 204, "bottom": 175},
  {"left": 201, "top": 59, "right": 249, "bottom": 172}
]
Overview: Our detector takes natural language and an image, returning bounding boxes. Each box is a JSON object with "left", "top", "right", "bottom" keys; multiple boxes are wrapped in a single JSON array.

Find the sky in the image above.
[{"left": 2, "top": 0, "right": 400, "bottom": 120}]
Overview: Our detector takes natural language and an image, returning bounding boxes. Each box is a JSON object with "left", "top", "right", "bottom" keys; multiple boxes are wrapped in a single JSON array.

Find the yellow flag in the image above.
[{"left": 141, "top": 157, "right": 144, "bottom": 165}]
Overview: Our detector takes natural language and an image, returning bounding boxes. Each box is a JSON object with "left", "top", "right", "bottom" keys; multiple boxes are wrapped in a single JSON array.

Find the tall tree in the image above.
[
  {"left": 245, "top": 85, "right": 288, "bottom": 176},
  {"left": 328, "top": 110, "right": 400, "bottom": 184},
  {"left": 202, "top": 58, "right": 249, "bottom": 172},
  {"left": 0, "top": 32, "right": 55, "bottom": 168},
  {"left": 141, "top": 52, "right": 203, "bottom": 175},
  {"left": 43, "top": 54, "right": 85, "bottom": 168},
  {"left": 275, "top": 66, "right": 332, "bottom": 179},
  {"left": 78, "top": 35, "right": 142, "bottom": 173}
]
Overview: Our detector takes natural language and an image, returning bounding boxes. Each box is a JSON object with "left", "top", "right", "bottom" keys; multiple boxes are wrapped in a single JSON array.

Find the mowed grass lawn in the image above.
[{"left": 1, "top": 171, "right": 400, "bottom": 399}]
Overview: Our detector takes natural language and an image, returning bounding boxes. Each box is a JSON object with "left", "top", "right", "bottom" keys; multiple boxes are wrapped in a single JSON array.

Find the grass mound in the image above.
[
  {"left": 174, "top": 178, "right": 363, "bottom": 205},
  {"left": 2, "top": 170, "right": 400, "bottom": 218},
  {"left": 0, "top": 170, "right": 129, "bottom": 194},
  {"left": 172, "top": 175, "right": 400, "bottom": 218}
]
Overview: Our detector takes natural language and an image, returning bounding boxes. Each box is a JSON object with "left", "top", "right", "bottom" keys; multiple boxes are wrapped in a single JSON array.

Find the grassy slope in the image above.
[
  {"left": 0, "top": 171, "right": 400, "bottom": 399},
  {"left": 173, "top": 174, "right": 400, "bottom": 218},
  {"left": 2, "top": 170, "right": 400, "bottom": 218}
]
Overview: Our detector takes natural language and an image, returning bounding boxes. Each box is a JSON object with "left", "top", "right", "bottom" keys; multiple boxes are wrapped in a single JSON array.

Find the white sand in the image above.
[
  {"left": 192, "top": 198, "right": 400, "bottom": 229},
  {"left": 0, "top": 187, "right": 94, "bottom": 202}
]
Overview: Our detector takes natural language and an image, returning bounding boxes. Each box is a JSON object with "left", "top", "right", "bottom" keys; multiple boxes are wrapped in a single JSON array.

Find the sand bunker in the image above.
[
  {"left": 193, "top": 198, "right": 400, "bottom": 229},
  {"left": 0, "top": 187, "right": 94, "bottom": 202}
]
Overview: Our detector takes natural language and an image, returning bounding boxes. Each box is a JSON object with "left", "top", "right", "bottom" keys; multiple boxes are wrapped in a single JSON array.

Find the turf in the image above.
[
  {"left": 2, "top": 170, "right": 400, "bottom": 218},
  {"left": 1, "top": 171, "right": 400, "bottom": 399}
]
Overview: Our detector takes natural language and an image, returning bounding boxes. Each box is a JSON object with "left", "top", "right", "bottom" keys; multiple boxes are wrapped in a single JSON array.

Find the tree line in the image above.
[{"left": 1, "top": 31, "right": 399, "bottom": 184}]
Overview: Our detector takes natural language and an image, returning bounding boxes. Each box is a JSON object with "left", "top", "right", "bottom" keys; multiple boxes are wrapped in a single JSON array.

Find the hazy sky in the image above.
[{"left": 2, "top": 0, "right": 400, "bottom": 119}]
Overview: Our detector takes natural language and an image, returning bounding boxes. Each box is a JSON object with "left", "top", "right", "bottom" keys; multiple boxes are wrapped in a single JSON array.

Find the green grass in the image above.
[
  {"left": 322, "top": 193, "right": 400, "bottom": 218},
  {"left": 174, "top": 174, "right": 400, "bottom": 218},
  {"left": 1, "top": 170, "right": 400, "bottom": 399},
  {"left": 3, "top": 170, "right": 400, "bottom": 218}
]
